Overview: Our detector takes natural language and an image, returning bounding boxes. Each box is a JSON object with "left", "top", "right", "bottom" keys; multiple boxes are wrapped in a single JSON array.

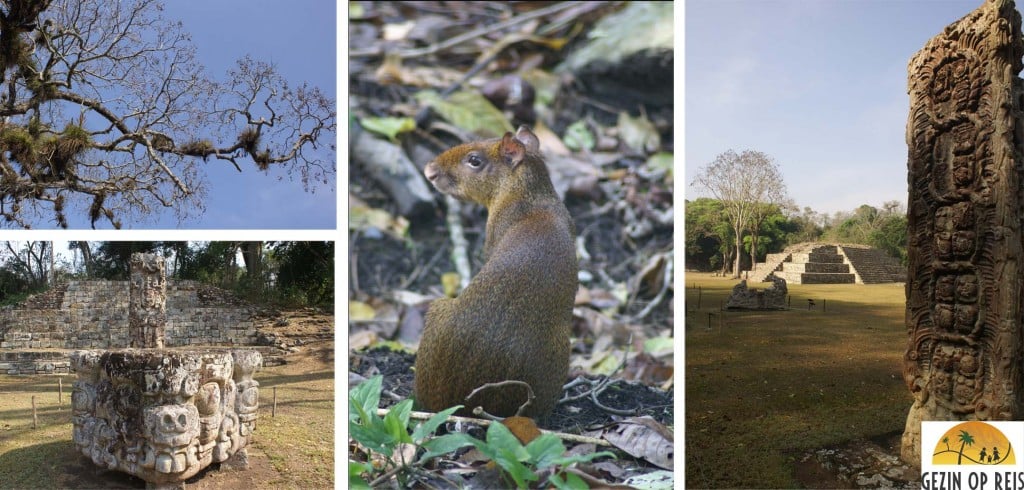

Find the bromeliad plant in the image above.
[{"left": 348, "top": 375, "right": 615, "bottom": 489}]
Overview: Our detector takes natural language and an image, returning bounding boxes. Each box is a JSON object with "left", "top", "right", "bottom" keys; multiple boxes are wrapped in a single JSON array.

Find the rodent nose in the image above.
[{"left": 424, "top": 162, "right": 438, "bottom": 182}]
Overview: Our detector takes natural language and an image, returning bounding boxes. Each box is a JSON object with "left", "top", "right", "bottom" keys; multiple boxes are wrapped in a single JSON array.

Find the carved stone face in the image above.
[
  {"left": 935, "top": 275, "right": 956, "bottom": 302},
  {"left": 952, "top": 231, "right": 975, "bottom": 258},
  {"left": 956, "top": 275, "right": 978, "bottom": 302},
  {"left": 934, "top": 303, "right": 955, "bottom": 331},
  {"left": 143, "top": 404, "right": 200, "bottom": 474},
  {"left": 195, "top": 382, "right": 223, "bottom": 444},
  {"left": 954, "top": 304, "right": 978, "bottom": 333}
]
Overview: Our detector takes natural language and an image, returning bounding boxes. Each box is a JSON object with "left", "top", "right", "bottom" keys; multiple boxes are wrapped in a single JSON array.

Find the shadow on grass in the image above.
[
  {"left": 0, "top": 440, "right": 145, "bottom": 489},
  {"left": 256, "top": 370, "right": 334, "bottom": 387}
]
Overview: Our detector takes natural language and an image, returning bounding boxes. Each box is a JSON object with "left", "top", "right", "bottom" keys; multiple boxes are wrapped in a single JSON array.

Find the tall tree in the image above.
[
  {"left": 0, "top": 0, "right": 335, "bottom": 228},
  {"left": 2, "top": 240, "right": 51, "bottom": 287},
  {"left": 691, "top": 150, "right": 788, "bottom": 278}
]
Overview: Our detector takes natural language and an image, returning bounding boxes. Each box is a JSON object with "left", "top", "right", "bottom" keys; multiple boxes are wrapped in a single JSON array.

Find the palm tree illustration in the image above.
[
  {"left": 943, "top": 436, "right": 950, "bottom": 452},
  {"left": 957, "top": 430, "right": 976, "bottom": 464}
]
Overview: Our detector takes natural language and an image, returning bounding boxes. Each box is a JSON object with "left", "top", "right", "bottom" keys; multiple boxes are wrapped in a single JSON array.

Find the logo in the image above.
[
  {"left": 921, "top": 421, "right": 1024, "bottom": 490},
  {"left": 932, "top": 421, "right": 1015, "bottom": 465}
]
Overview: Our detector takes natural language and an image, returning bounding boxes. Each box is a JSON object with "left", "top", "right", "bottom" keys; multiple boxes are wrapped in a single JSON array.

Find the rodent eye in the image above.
[{"left": 466, "top": 154, "right": 484, "bottom": 169}]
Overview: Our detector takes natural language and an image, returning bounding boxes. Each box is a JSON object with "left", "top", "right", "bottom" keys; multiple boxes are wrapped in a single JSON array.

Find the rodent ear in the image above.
[
  {"left": 499, "top": 132, "right": 526, "bottom": 167},
  {"left": 514, "top": 125, "right": 540, "bottom": 153}
]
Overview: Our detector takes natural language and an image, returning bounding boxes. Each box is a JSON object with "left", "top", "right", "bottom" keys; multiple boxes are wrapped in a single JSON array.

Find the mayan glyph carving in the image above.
[
  {"left": 902, "top": 0, "right": 1024, "bottom": 465},
  {"left": 129, "top": 252, "right": 167, "bottom": 349},
  {"left": 70, "top": 349, "right": 262, "bottom": 484},
  {"left": 71, "top": 253, "right": 263, "bottom": 487}
]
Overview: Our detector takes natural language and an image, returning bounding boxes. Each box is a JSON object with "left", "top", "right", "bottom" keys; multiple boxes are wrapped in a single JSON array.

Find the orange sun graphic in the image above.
[{"left": 933, "top": 421, "right": 1015, "bottom": 465}]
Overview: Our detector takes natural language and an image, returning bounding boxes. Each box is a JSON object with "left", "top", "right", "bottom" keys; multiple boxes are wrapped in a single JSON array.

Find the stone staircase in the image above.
[
  {"left": 776, "top": 245, "right": 856, "bottom": 284},
  {"left": 745, "top": 242, "right": 906, "bottom": 285},
  {"left": 837, "top": 245, "right": 906, "bottom": 284}
]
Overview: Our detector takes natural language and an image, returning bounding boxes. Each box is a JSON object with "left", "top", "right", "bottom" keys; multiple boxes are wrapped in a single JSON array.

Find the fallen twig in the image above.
[{"left": 444, "top": 195, "right": 473, "bottom": 291}]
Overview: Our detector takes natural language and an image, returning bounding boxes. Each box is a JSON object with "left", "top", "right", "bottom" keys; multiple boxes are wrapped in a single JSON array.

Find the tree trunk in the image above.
[
  {"left": 77, "top": 241, "right": 93, "bottom": 278},
  {"left": 733, "top": 226, "right": 743, "bottom": 279},
  {"left": 750, "top": 232, "right": 759, "bottom": 275},
  {"left": 240, "top": 242, "right": 264, "bottom": 293}
]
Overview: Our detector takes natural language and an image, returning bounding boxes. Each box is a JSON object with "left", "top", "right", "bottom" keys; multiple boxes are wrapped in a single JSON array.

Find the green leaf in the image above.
[
  {"left": 419, "top": 433, "right": 478, "bottom": 462},
  {"left": 525, "top": 434, "right": 565, "bottom": 469},
  {"left": 643, "top": 335, "right": 674, "bottom": 355},
  {"left": 349, "top": 421, "right": 395, "bottom": 455},
  {"left": 483, "top": 423, "right": 536, "bottom": 488},
  {"left": 563, "top": 472, "right": 589, "bottom": 490},
  {"left": 486, "top": 422, "right": 531, "bottom": 461},
  {"left": 412, "top": 405, "right": 462, "bottom": 442},
  {"left": 358, "top": 116, "right": 416, "bottom": 142},
  {"left": 552, "top": 450, "right": 617, "bottom": 467},
  {"left": 348, "top": 375, "right": 382, "bottom": 423},
  {"left": 563, "top": 120, "right": 594, "bottom": 151},
  {"left": 414, "top": 90, "right": 513, "bottom": 138},
  {"left": 348, "top": 461, "right": 373, "bottom": 490},
  {"left": 383, "top": 399, "right": 414, "bottom": 444},
  {"left": 494, "top": 446, "right": 538, "bottom": 489}
]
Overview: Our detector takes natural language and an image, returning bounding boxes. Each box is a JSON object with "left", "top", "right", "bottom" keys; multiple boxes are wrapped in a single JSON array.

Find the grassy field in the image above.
[
  {"left": 685, "top": 272, "right": 912, "bottom": 488},
  {"left": 0, "top": 347, "right": 334, "bottom": 489}
]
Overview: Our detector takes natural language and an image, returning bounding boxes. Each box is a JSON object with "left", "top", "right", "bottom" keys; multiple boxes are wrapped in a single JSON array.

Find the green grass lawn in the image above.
[{"left": 685, "top": 272, "right": 913, "bottom": 488}]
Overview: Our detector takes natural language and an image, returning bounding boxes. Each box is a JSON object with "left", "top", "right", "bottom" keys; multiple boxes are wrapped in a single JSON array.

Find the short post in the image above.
[
  {"left": 788, "top": 295, "right": 791, "bottom": 308},
  {"left": 823, "top": 299, "right": 827, "bottom": 313},
  {"left": 707, "top": 313, "right": 712, "bottom": 329},
  {"left": 32, "top": 395, "right": 37, "bottom": 429},
  {"left": 58, "top": 378, "right": 62, "bottom": 407},
  {"left": 697, "top": 286, "right": 702, "bottom": 310},
  {"left": 272, "top": 387, "right": 278, "bottom": 418}
]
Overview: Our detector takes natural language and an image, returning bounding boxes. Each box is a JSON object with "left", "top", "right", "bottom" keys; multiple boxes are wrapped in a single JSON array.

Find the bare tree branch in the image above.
[{"left": 0, "top": 0, "right": 336, "bottom": 228}]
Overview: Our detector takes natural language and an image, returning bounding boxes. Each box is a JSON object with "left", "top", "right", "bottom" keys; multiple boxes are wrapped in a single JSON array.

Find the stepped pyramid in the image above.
[{"left": 746, "top": 242, "right": 906, "bottom": 285}]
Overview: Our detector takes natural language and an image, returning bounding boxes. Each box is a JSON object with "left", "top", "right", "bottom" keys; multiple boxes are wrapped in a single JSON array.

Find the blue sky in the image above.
[
  {"left": 685, "top": 0, "right": 993, "bottom": 217},
  {"left": 62, "top": 0, "right": 337, "bottom": 229}
]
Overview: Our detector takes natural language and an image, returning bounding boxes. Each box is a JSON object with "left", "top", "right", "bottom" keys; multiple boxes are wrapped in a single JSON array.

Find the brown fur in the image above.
[{"left": 415, "top": 126, "right": 577, "bottom": 417}]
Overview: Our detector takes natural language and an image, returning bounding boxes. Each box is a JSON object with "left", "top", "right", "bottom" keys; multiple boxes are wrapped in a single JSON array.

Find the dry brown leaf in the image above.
[
  {"left": 600, "top": 416, "right": 674, "bottom": 470},
  {"left": 348, "top": 330, "right": 378, "bottom": 352}
]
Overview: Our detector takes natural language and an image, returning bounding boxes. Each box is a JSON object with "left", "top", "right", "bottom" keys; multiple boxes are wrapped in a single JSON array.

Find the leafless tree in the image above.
[
  {"left": 691, "top": 150, "right": 788, "bottom": 278},
  {"left": 0, "top": 0, "right": 336, "bottom": 228},
  {"left": 2, "top": 240, "right": 51, "bottom": 287}
]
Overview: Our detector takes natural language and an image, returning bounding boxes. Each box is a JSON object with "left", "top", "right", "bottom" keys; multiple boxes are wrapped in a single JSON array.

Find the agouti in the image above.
[{"left": 415, "top": 126, "right": 577, "bottom": 418}]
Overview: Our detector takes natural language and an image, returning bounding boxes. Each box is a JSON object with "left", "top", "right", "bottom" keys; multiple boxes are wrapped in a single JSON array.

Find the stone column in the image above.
[
  {"left": 129, "top": 253, "right": 167, "bottom": 349},
  {"left": 902, "top": 0, "right": 1024, "bottom": 465}
]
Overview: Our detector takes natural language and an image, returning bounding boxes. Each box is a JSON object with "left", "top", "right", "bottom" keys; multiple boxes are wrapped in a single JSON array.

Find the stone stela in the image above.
[
  {"left": 71, "top": 253, "right": 263, "bottom": 488},
  {"left": 129, "top": 252, "right": 167, "bottom": 349},
  {"left": 901, "top": 0, "right": 1024, "bottom": 466}
]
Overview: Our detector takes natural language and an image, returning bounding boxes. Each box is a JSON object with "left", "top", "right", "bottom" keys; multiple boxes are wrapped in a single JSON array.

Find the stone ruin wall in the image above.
[{"left": 0, "top": 280, "right": 256, "bottom": 353}]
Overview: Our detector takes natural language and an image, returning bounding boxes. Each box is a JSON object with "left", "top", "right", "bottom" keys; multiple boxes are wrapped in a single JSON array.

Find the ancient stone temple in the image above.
[
  {"left": 901, "top": 0, "right": 1024, "bottom": 465},
  {"left": 71, "top": 253, "right": 262, "bottom": 488}
]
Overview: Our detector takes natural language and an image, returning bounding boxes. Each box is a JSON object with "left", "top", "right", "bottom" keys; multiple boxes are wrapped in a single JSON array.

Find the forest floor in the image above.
[{"left": 0, "top": 308, "right": 334, "bottom": 489}]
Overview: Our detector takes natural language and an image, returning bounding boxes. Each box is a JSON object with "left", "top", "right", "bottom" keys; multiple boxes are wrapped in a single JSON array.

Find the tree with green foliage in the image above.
[
  {"left": 685, "top": 198, "right": 735, "bottom": 273},
  {"left": 691, "top": 150, "right": 788, "bottom": 277},
  {"left": 272, "top": 241, "right": 333, "bottom": 306}
]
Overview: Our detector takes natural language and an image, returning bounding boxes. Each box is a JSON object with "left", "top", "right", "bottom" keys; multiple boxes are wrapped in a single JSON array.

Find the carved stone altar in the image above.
[
  {"left": 71, "top": 253, "right": 262, "bottom": 487},
  {"left": 725, "top": 276, "right": 787, "bottom": 310},
  {"left": 901, "top": 0, "right": 1024, "bottom": 466}
]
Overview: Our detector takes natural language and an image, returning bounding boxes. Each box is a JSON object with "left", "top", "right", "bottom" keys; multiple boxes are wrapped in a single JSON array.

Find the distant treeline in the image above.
[
  {"left": 0, "top": 241, "right": 334, "bottom": 308},
  {"left": 686, "top": 198, "right": 907, "bottom": 274}
]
